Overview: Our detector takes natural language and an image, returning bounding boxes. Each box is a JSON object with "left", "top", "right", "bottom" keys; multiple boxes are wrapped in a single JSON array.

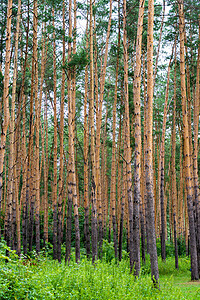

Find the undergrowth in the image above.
[{"left": 0, "top": 239, "right": 199, "bottom": 300}]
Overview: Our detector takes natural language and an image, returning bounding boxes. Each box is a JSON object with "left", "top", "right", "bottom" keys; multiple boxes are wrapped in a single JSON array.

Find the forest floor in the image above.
[
  {"left": 159, "top": 257, "right": 200, "bottom": 299},
  {"left": 0, "top": 241, "right": 200, "bottom": 299},
  {"left": 164, "top": 275, "right": 200, "bottom": 299},
  {"left": 160, "top": 274, "right": 200, "bottom": 299}
]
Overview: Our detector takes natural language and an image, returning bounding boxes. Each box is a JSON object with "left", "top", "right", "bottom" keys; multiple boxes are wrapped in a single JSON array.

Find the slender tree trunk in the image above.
[
  {"left": 146, "top": 0, "right": 159, "bottom": 286},
  {"left": 61, "top": 168, "right": 67, "bottom": 243},
  {"left": 52, "top": 8, "right": 58, "bottom": 260},
  {"left": 140, "top": 156, "right": 146, "bottom": 264},
  {"left": 123, "top": 0, "right": 134, "bottom": 272},
  {"left": 172, "top": 42, "right": 178, "bottom": 269},
  {"left": 83, "top": 10, "right": 90, "bottom": 258},
  {"left": 66, "top": 0, "right": 73, "bottom": 263},
  {"left": 178, "top": 0, "right": 199, "bottom": 280},
  {"left": 26, "top": 0, "right": 38, "bottom": 253},
  {"left": 7, "top": 0, "right": 21, "bottom": 250},
  {"left": 21, "top": 4, "right": 30, "bottom": 254},
  {"left": 132, "top": 0, "right": 145, "bottom": 276},
  {"left": 38, "top": 20, "right": 47, "bottom": 250},
  {"left": 178, "top": 125, "right": 184, "bottom": 240},
  {"left": 119, "top": 118, "right": 126, "bottom": 261},
  {"left": 143, "top": 51, "right": 149, "bottom": 254},
  {"left": 95, "top": 0, "right": 112, "bottom": 252},
  {"left": 71, "top": 0, "right": 80, "bottom": 263},
  {"left": 0, "top": 0, "right": 12, "bottom": 243},
  {"left": 43, "top": 92, "right": 49, "bottom": 246},
  {"left": 110, "top": 2, "right": 120, "bottom": 258},
  {"left": 153, "top": 0, "right": 165, "bottom": 87},
  {"left": 153, "top": 144, "right": 158, "bottom": 237},
  {"left": 117, "top": 116, "right": 122, "bottom": 243},
  {"left": 193, "top": 15, "right": 200, "bottom": 276},
  {"left": 184, "top": 26, "right": 193, "bottom": 173},
  {"left": 99, "top": 104, "right": 108, "bottom": 256},
  {"left": 57, "top": 0, "right": 65, "bottom": 263},
  {"left": 89, "top": 0, "right": 98, "bottom": 263},
  {"left": 159, "top": 45, "right": 174, "bottom": 261},
  {"left": 33, "top": 0, "right": 40, "bottom": 255},
  {"left": 11, "top": 49, "right": 20, "bottom": 251}
]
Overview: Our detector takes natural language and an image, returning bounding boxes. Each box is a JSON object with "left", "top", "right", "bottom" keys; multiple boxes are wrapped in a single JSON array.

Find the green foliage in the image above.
[
  {"left": 177, "top": 237, "right": 187, "bottom": 256},
  {"left": 0, "top": 239, "right": 19, "bottom": 263},
  {"left": 0, "top": 251, "right": 195, "bottom": 300},
  {"left": 0, "top": 241, "right": 198, "bottom": 299},
  {"left": 101, "top": 240, "right": 115, "bottom": 262},
  {"left": 158, "top": 256, "right": 191, "bottom": 276},
  {"left": 156, "top": 239, "right": 175, "bottom": 257},
  {"left": 156, "top": 238, "right": 187, "bottom": 258},
  {"left": 65, "top": 49, "right": 89, "bottom": 75}
]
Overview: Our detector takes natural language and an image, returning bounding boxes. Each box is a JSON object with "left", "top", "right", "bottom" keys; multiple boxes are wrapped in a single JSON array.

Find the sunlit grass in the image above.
[{"left": 0, "top": 241, "right": 199, "bottom": 299}]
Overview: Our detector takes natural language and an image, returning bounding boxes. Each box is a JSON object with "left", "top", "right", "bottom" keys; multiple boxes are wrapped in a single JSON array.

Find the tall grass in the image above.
[{"left": 0, "top": 240, "right": 196, "bottom": 300}]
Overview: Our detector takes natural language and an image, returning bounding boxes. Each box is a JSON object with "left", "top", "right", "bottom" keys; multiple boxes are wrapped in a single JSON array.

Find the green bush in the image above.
[
  {"left": 0, "top": 251, "right": 191, "bottom": 299},
  {"left": 0, "top": 241, "right": 194, "bottom": 300},
  {"left": 101, "top": 240, "right": 116, "bottom": 262}
]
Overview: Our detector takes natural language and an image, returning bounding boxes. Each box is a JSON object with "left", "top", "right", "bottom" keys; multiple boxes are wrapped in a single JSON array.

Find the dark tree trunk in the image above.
[
  {"left": 140, "top": 203, "right": 146, "bottom": 264},
  {"left": 126, "top": 229, "right": 130, "bottom": 254},
  {"left": 84, "top": 206, "right": 90, "bottom": 258},
  {"left": 28, "top": 193, "right": 34, "bottom": 252},
  {"left": 133, "top": 161, "right": 141, "bottom": 275},
  {"left": 173, "top": 212, "right": 179, "bottom": 269},
  {"left": 22, "top": 186, "right": 29, "bottom": 255},
  {"left": 146, "top": 0, "right": 159, "bottom": 286},
  {"left": 5, "top": 202, "right": 12, "bottom": 249},
  {"left": 65, "top": 190, "right": 72, "bottom": 263},
  {"left": 178, "top": 0, "right": 199, "bottom": 280},
  {"left": 91, "top": 179, "right": 98, "bottom": 263},
  {"left": 160, "top": 161, "right": 166, "bottom": 261},
  {"left": 74, "top": 214, "right": 80, "bottom": 263},
  {"left": 108, "top": 224, "right": 111, "bottom": 243},
  {"left": 57, "top": 198, "right": 62, "bottom": 262},
  {"left": 12, "top": 190, "right": 17, "bottom": 250},
  {"left": 112, "top": 216, "right": 118, "bottom": 258},
  {"left": 98, "top": 218, "right": 103, "bottom": 257},
  {"left": 145, "top": 197, "right": 150, "bottom": 254},
  {"left": 118, "top": 206, "right": 124, "bottom": 261},
  {"left": 53, "top": 202, "right": 57, "bottom": 260}
]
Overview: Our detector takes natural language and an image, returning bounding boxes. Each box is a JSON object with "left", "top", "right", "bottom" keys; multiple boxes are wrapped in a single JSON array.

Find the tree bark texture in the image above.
[
  {"left": 146, "top": 0, "right": 159, "bottom": 286},
  {"left": 178, "top": 0, "right": 199, "bottom": 280}
]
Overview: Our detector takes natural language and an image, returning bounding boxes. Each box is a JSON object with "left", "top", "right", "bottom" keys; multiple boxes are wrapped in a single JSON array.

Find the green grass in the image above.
[
  {"left": 159, "top": 258, "right": 200, "bottom": 300},
  {"left": 0, "top": 243, "right": 199, "bottom": 299}
]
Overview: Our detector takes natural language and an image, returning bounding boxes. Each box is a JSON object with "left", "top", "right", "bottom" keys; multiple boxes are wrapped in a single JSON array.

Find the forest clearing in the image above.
[{"left": 0, "top": 0, "right": 200, "bottom": 298}]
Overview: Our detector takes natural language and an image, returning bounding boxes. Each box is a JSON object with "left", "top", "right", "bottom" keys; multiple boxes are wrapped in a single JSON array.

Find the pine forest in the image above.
[{"left": 0, "top": 0, "right": 200, "bottom": 298}]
